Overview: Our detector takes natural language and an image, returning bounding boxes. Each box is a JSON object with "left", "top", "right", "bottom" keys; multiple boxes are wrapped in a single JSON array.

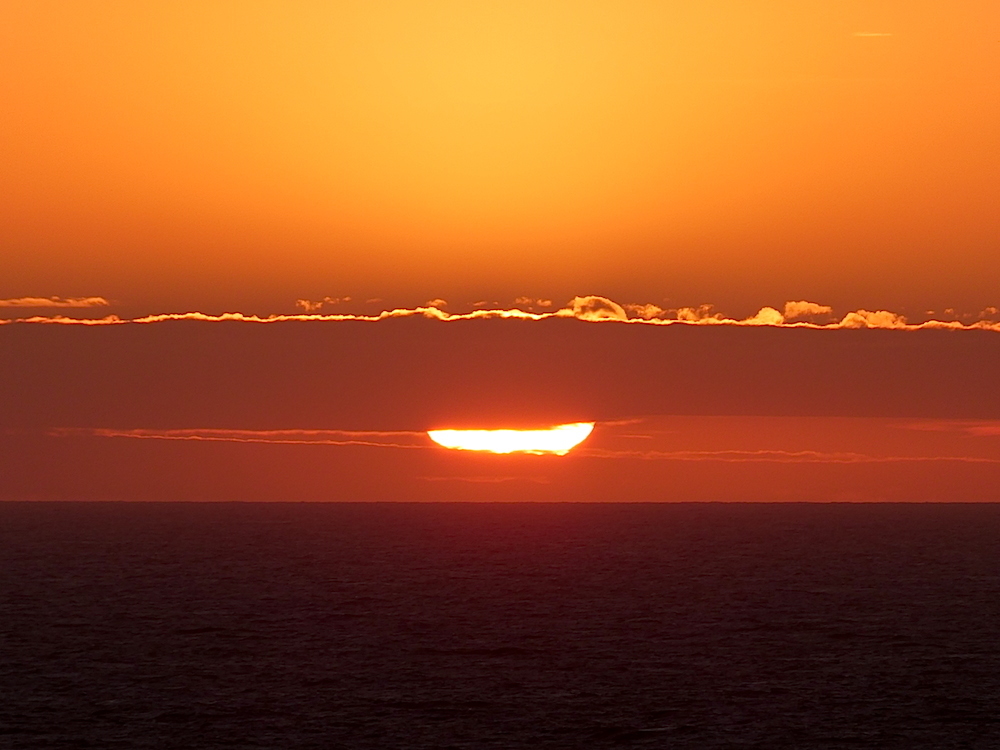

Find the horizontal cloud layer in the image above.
[{"left": 2, "top": 295, "right": 999, "bottom": 331}]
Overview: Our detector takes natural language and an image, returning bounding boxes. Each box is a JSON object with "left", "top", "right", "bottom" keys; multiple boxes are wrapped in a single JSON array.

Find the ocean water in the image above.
[{"left": 1, "top": 502, "right": 999, "bottom": 749}]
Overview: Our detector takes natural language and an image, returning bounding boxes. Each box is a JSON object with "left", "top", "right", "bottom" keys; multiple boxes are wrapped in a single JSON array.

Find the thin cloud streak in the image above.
[
  {"left": 52, "top": 429, "right": 1000, "bottom": 464},
  {"left": 3, "top": 295, "right": 999, "bottom": 331},
  {"left": 51, "top": 427, "right": 428, "bottom": 449},
  {"left": 0, "top": 296, "right": 109, "bottom": 308},
  {"left": 579, "top": 448, "right": 1000, "bottom": 464},
  {"left": 895, "top": 420, "right": 1000, "bottom": 437}
]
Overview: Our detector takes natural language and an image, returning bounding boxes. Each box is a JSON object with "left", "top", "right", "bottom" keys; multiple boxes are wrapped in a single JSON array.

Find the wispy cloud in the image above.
[
  {"left": 51, "top": 427, "right": 428, "bottom": 449},
  {"left": 624, "top": 303, "right": 665, "bottom": 320},
  {"left": 0, "top": 296, "right": 109, "bottom": 308},
  {"left": 43, "top": 425, "right": 1000, "bottom": 465},
  {"left": 895, "top": 420, "right": 1000, "bottom": 437},
  {"left": 579, "top": 447, "right": 1000, "bottom": 464},
  {"left": 295, "top": 296, "right": 352, "bottom": 312},
  {"left": 674, "top": 304, "right": 721, "bottom": 322},
  {"left": 783, "top": 301, "right": 833, "bottom": 320},
  {"left": 514, "top": 297, "right": 553, "bottom": 309}
]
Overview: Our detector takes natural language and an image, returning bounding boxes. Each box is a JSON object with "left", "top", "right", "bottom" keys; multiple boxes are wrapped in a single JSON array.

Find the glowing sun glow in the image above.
[{"left": 427, "top": 422, "right": 595, "bottom": 455}]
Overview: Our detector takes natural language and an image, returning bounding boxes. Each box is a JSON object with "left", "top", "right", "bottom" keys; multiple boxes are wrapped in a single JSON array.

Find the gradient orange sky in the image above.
[{"left": 3, "top": 1, "right": 998, "bottom": 314}]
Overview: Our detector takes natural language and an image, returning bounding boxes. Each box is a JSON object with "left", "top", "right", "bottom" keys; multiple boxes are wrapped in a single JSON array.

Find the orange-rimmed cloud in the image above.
[
  {"left": 296, "top": 296, "right": 353, "bottom": 312},
  {"left": 623, "top": 303, "right": 665, "bottom": 320},
  {"left": 2, "top": 295, "right": 999, "bottom": 331},
  {"left": 783, "top": 300, "right": 834, "bottom": 320},
  {"left": 514, "top": 297, "right": 553, "bottom": 309},
  {"left": 0, "top": 296, "right": 109, "bottom": 308},
  {"left": 50, "top": 427, "right": 429, "bottom": 449}
]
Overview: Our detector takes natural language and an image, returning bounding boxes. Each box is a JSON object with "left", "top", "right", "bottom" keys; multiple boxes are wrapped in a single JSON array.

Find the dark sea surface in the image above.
[{"left": 1, "top": 502, "right": 999, "bottom": 749}]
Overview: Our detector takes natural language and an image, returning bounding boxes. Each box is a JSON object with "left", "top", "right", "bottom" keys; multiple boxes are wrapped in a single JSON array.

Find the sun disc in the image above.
[{"left": 427, "top": 422, "right": 594, "bottom": 455}]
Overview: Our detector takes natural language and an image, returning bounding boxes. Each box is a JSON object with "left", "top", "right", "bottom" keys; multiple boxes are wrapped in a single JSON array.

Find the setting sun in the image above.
[{"left": 427, "top": 422, "right": 595, "bottom": 455}]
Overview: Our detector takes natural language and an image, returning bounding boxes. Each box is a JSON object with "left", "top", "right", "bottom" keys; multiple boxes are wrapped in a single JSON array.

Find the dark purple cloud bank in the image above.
[{"left": 3, "top": 317, "right": 999, "bottom": 432}]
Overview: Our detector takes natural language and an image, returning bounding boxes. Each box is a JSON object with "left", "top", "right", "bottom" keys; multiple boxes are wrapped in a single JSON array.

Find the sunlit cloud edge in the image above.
[{"left": 4, "top": 295, "right": 1000, "bottom": 331}]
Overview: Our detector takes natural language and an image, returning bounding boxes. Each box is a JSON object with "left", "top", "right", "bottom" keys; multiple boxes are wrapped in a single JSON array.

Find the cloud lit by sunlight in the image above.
[
  {"left": 566, "top": 296, "right": 628, "bottom": 321},
  {"left": 783, "top": 301, "right": 834, "bottom": 320},
  {"left": 3, "top": 296, "right": 999, "bottom": 331},
  {"left": 428, "top": 422, "right": 595, "bottom": 455},
  {"left": 0, "top": 296, "right": 109, "bottom": 308}
]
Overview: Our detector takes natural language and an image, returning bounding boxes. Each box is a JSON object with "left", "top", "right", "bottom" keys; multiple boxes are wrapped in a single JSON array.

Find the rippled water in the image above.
[{"left": 2, "top": 502, "right": 999, "bottom": 749}]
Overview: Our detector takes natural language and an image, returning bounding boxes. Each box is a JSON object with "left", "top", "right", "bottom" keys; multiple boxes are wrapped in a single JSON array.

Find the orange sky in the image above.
[{"left": 2, "top": 1, "right": 998, "bottom": 314}]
